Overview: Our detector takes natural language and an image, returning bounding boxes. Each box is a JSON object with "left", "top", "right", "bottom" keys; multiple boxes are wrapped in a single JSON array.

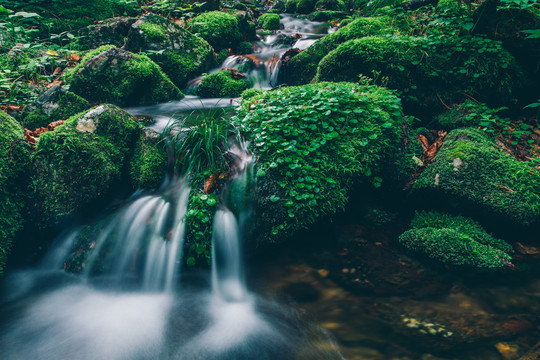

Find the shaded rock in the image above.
[
  {"left": 65, "top": 46, "right": 183, "bottom": 106},
  {"left": 20, "top": 85, "right": 90, "bottom": 130},
  {"left": 281, "top": 281, "right": 321, "bottom": 302},
  {"left": 125, "top": 13, "right": 215, "bottom": 88},
  {"left": 77, "top": 16, "right": 138, "bottom": 49}
]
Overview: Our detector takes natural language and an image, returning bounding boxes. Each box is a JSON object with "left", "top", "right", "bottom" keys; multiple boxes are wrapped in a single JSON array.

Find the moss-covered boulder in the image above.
[
  {"left": 231, "top": 82, "right": 405, "bottom": 244},
  {"left": 414, "top": 128, "right": 540, "bottom": 228},
  {"left": 282, "top": 16, "right": 407, "bottom": 85},
  {"left": 188, "top": 11, "right": 243, "bottom": 51},
  {"left": 196, "top": 70, "right": 249, "bottom": 98},
  {"left": 399, "top": 211, "right": 513, "bottom": 270},
  {"left": 125, "top": 13, "right": 216, "bottom": 88},
  {"left": 20, "top": 85, "right": 90, "bottom": 130},
  {"left": 77, "top": 16, "right": 138, "bottom": 49},
  {"left": 130, "top": 128, "right": 168, "bottom": 189},
  {"left": 258, "top": 13, "right": 281, "bottom": 30},
  {"left": 313, "top": 35, "right": 524, "bottom": 114},
  {"left": 285, "top": 0, "right": 316, "bottom": 14},
  {"left": 0, "top": 111, "right": 30, "bottom": 274},
  {"left": 31, "top": 105, "right": 140, "bottom": 226},
  {"left": 308, "top": 10, "right": 348, "bottom": 22},
  {"left": 65, "top": 46, "right": 183, "bottom": 106}
]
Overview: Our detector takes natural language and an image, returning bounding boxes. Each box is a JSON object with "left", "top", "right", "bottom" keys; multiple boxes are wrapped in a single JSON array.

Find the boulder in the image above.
[
  {"left": 188, "top": 11, "right": 243, "bottom": 51},
  {"left": 130, "top": 128, "right": 168, "bottom": 189},
  {"left": 196, "top": 70, "right": 249, "bottom": 98},
  {"left": 125, "top": 13, "right": 216, "bottom": 88},
  {"left": 65, "top": 46, "right": 183, "bottom": 106},
  {"left": 257, "top": 13, "right": 281, "bottom": 30},
  {"left": 77, "top": 16, "right": 138, "bottom": 49}
]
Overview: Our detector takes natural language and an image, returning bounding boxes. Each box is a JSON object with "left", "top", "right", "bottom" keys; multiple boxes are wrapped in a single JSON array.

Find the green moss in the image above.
[
  {"left": 308, "top": 11, "right": 348, "bottom": 22},
  {"left": 130, "top": 129, "right": 168, "bottom": 189},
  {"left": 258, "top": 13, "right": 281, "bottom": 30},
  {"left": 284, "top": 16, "right": 407, "bottom": 85},
  {"left": 235, "top": 41, "right": 253, "bottom": 55},
  {"left": 21, "top": 89, "right": 90, "bottom": 130},
  {"left": 196, "top": 70, "right": 249, "bottom": 98},
  {"left": 231, "top": 82, "right": 405, "bottom": 243},
  {"left": 241, "top": 88, "right": 264, "bottom": 100},
  {"left": 31, "top": 105, "right": 141, "bottom": 226},
  {"left": 65, "top": 46, "right": 183, "bottom": 106},
  {"left": 399, "top": 211, "right": 513, "bottom": 269},
  {"left": 414, "top": 128, "right": 540, "bottom": 227},
  {"left": 314, "top": 34, "right": 524, "bottom": 114},
  {"left": 185, "top": 191, "right": 218, "bottom": 266},
  {"left": 188, "top": 11, "right": 243, "bottom": 51},
  {"left": 314, "top": 0, "right": 346, "bottom": 10},
  {"left": 0, "top": 111, "right": 31, "bottom": 274},
  {"left": 139, "top": 22, "right": 167, "bottom": 43}
]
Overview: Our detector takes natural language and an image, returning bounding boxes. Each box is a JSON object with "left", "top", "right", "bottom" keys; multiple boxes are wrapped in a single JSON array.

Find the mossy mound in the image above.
[
  {"left": 130, "top": 128, "right": 168, "bottom": 189},
  {"left": 414, "top": 128, "right": 540, "bottom": 228},
  {"left": 196, "top": 70, "right": 249, "bottom": 98},
  {"left": 7, "top": 0, "right": 138, "bottom": 37},
  {"left": 0, "top": 111, "right": 31, "bottom": 274},
  {"left": 399, "top": 211, "right": 513, "bottom": 270},
  {"left": 31, "top": 105, "right": 140, "bottom": 226},
  {"left": 315, "top": 0, "right": 347, "bottom": 11},
  {"left": 285, "top": 0, "right": 344, "bottom": 14},
  {"left": 436, "top": 100, "right": 503, "bottom": 130},
  {"left": 232, "top": 82, "right": 405, "bottom": 244},
  {"left": 125, "top": 13, "right": 216, "bottom": 88},
  {"left": 188, "top": 11, "right": 243, "bottom": 51},
  {"left": 65, "top": 46, "right": 183, "bottom": 106},
  {"left": 258, "top": 13, "right": 281, "bottom": 30},
  {"left": 314, "top": 35, "right": 524, "bottom": 114},
  {"left": 308, "top": 11, "right": 348, "bottom": 22},
  {"left": 283, "top": 16, "right": 407, "bottom": 85},
  {"left": 20, "top": 85, "right": 90, "bottom": 130}
]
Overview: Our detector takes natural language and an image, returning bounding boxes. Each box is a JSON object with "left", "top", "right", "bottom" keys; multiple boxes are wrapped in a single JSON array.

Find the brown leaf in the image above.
[
  {"left": 515, "top": 242, "right": 540, "bottom": 256},
  {"left": 53, "top": 67, "right": 62, "bottom": 74},
  {"left": 204, "top": 173, "right": 217, "bottom": 194},
  {"left": 69, "top": 53, "right": 81, "bottom": 62},
  {"left": 497, "top": 184, "right": 514, "bottom": 193},
  {"left": 47, "top": 119, "right": 65, "bottom": 130},
  {"left": 417, "top": 134, "right": 429, "bottom": 150}
]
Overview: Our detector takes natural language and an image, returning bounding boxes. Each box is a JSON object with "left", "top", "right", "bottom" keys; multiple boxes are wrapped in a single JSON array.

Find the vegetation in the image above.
[
  {"left": 196, "top": 70, "right": 249, "bottom": 98},
  {"left": 185, "top": 191, "right": 218, "bottom": 266},
  {"left": 130, "top": 129, "right": 168, "bottom": 189},
  {"left": 257, "top": 13, "right": 281, "bottom": 30},
  {"left": 399, "top": 211, "right": 513, "bottom": 269},
  {"left": 188, "top": 11, "right": 242, "bottom": 51}
]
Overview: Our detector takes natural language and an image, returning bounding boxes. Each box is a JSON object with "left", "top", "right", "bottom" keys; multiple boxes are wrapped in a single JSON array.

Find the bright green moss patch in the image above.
[
  {"left": 188, "top": 11, "right": 242, "bottom": 51},
  {"left": 258, "top": 13, "right": 281, "bottom": 30},
  {"left": 399, "top": 211, "right": 513, "bottom": 269},
  {"left": 0, "top": 111, "right": 30, "bottom": 274},
  {"left": 414, "top": 128, "right": 540, "bottom": 227},
  {"left": 196, "top": 70, "right": 249, "bottom": 98},
  {"left": 31, "top": 105, "right": 140, "bottom": 226},
  {"left": 232, "top": 82, "right": 405, "bottom": 243},
  {"left": 139, "top": 22, "right": 167, "bottom": 43},
  {"left": 130, "top": 129, "right": 168, "bottom": 190},
  {"left": 65, "top": 46, "right": 183, "bottom": 106},
  {"left": 308, "top": 11, "right": 348, "bottom": 22},
  {"left": 314, "top": 34, "right": 524, "bottom": 114}
]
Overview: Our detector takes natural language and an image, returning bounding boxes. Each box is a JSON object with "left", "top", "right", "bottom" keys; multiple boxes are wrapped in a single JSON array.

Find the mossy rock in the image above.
[
  {"left": 65, "top": 46, "right": 183, "bottom": 106},
  {"left": 125, "top": 13, "right": 216, "bottom": 88},
  {"left": 413, "top": 128, "right": 540, "bottom": 228},
  {"left": 399, "top": 211, "right": 513, "bottom": 270},
  {"left": 258, "top": 13, "right": 281, "bottom": 30},
  {"left": 77, "top": 16, "right": 138, "bottom": 50},
  {"left": 231, "top": 82, "right": 406, "bottom": 244},
  {"left": 282, "top": 16, "right": 408, "bottom": 85},
  {"left": 20, "top": 85, "right": 91, "bottom": 130},
  {"left": 130, "top": 128, "right": 168, "bottom": 189},
  {"left": 285, "top": 0, "right": 317, "bottom": 14},
  {"left": 313, "top": 35, "right": 524, "bottom": 115},
  {"left": 31, "top": 105, "right": 141, "bottom": 226},
  {"left": 0, "top": 111, "right": 31, "bottom": 274},
  {"left": 314, "top": 0, "right": 346, "bottom": 11},
  {"left": 8, "top": 0, "right": 138, "bottom": 37},
  {"left": 188, "top": 11, "right": 243, "bottom": 51},
  {"left": 308, "top": 10, "right": 348, "bottom": 22},
  {"left": 196, "top": 70, "right": 249, "bottom": 98},
  {"left": 436, "top": 100, "right": 503, "bottom": 130}
]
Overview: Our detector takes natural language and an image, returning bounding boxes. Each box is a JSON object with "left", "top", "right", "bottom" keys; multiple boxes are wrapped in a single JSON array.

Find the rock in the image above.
[
  {"left": 313, "top": 35, "right": 524, "bottom": 115},
  {"left": 257, "top": 13, "right": 281, "bottom": 31},
  {"left": 65, "top": 46, "right": 183, "bottom": 106},
  {"left": 413, "top": 128, "right": 540, "bottom": 230},
  {"left": 125, "top": 13, "right": 215, "bottom": 88},
  {"left": 31, "top": 105, "right": 141, "bottom": 226},
  {"left": 188, "top": 11, "right": 243, "bottom": 51},
  {"left": 20, "top": 85, "right": 90, "bottom": 130},
  {"left": 0, "top": 111, "right": 31, "bottom": 274},
  {"left": 398, "top": 211, "right": 514, "bottom": 270},
  {"left": 196, "top": 70, "right": 249, "bottom": 98},
  {"left": 130, "top": 128, "right": 168, "bottom": 189},
  {"left": 77, "top": 17, "right": 138, "bottom": 49},
  {"left": 281, "top": 281, "right": 321, "bottom": 302}
]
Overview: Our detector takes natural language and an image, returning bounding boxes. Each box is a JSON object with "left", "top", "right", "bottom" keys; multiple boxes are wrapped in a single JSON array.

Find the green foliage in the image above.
[
  {"left": 188, "top": 11, "right": 242, "bottom": 51},
  {"left": 185, "top": 191, "right": 218, "bottom": 266},
  {"left": 315, "top": 0, "right": 346, "bottom": 11},
  {"left": 258, "top": 13, "right": 281, "bottom": 30},
  {"left": 235, "top": 41, "right": 253, "bottom": 55},
  {"left": 414, "top": 128, "right": 540, "bottom": 227},
  {"left": 314, "top": 34, "right": 524, "bottom": 114},
  {"left": 130, "top": 129, "right": 168, "bottom": 189},
  {"left": 308, "top": 10, "right": 348, "bottom": 21},
  {"left": 241, "top": 88, "right": 264, "bottom": 100},
  {"left": 65, "top": 46, "right": 183, "bottom": 106},
  {"left": 162, "top": 108, "right": 237, "bottom": 176},
  {"left": 0, "top": 110, "right": 30, "bottom": 274},
  {"left": 232, "top": 82, "right": 405, "bottom": 242},
  {"left": 196, "top": 70, "right": 249, "bottom": 98},
  {"left": 139, "top": 22, "right": 167, "bottom": 43},
  {"left": 31, "top": 105, "right": 140, "bottom": 226},
  {"left": 399, "top": 211, "right": 513, "bottom": 269}
]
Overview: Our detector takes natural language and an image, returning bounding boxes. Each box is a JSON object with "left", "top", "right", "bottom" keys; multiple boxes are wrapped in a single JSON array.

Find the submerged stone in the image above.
[{"left": 65, "top": 46, "right": 183, "bottom": 106}]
